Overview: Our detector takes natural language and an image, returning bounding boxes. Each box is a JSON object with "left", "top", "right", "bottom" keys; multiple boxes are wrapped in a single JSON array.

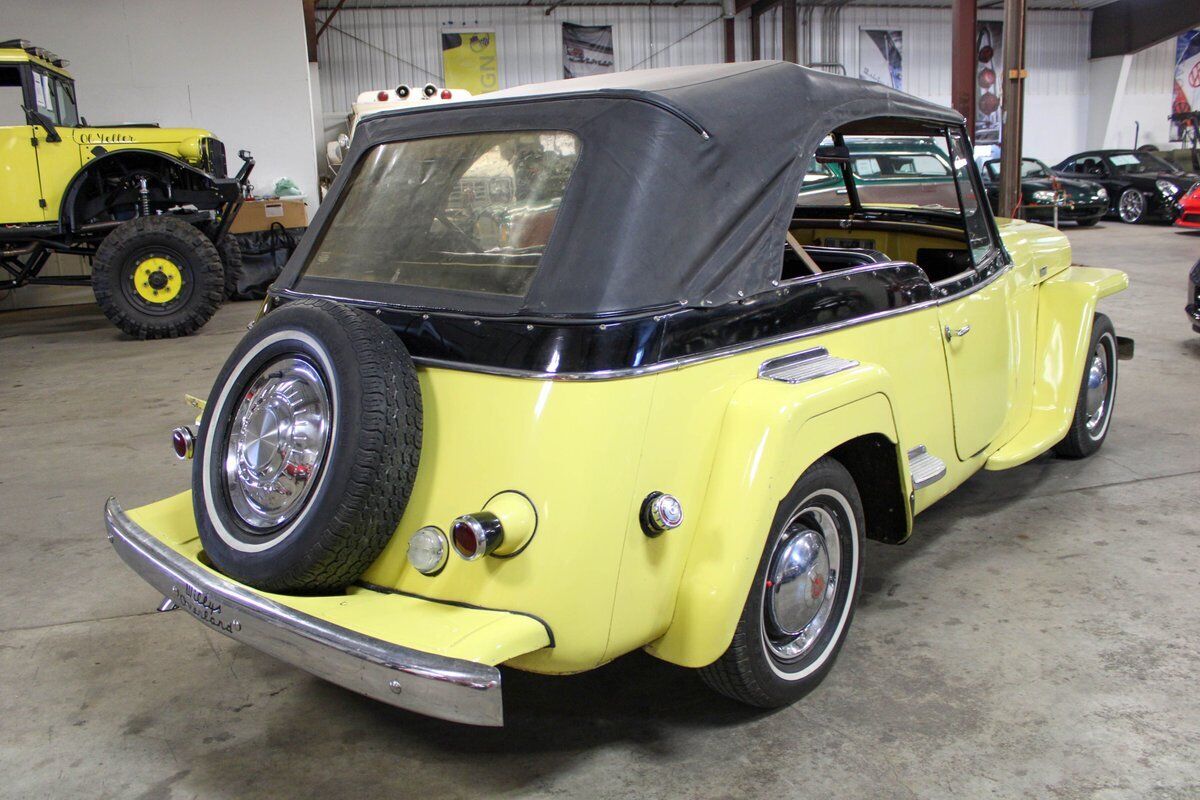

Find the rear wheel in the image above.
[
  {"left": 217, "top": 234, "right": 247, "bottom": 300},
  {"left": 193, "top": 298, "right": 422, "bottom": 593},
  {"left": 1054, "top": 314, "right": 1117, "bottom": 459},
  {"left": 699, "top": 458, "right": 864, "bottom": 707},
  {"left": 91, "top": 216, "right": 224, "bottom": 339}
]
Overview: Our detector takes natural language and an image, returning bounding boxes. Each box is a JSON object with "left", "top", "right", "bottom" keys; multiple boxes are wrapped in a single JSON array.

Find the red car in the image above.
[{"left": 1177, "top": 183, "right": 1200, "bottom": 228}]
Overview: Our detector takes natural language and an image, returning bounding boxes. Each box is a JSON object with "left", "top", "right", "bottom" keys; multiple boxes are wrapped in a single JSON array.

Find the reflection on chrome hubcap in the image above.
[
  {"left": 224, "top": 356, "right": 330, "bottom": 530},
  {"left": 764, "top": 505, "right": 841, "bottom": 660},
  {"left": 1084, "top": 341, "right": 1110, "bottom": 433},
  {"left": 1119, "top": 191, "right": 1143, "bottom": 222}
]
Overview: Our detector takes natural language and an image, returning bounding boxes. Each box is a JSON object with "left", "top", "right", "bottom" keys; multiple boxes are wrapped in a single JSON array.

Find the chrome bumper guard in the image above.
[{"left": 105, "top": 498, "right": 505, "bottom": 726}]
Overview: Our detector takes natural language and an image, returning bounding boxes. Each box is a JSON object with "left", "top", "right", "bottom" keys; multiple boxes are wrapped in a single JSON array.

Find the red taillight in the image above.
[
  {"left": 452, "top": 519, "right": 479, "bottom": 559},
  {"left": 441, "top": 89, "right": 452, "bottom": 99},
  {"left": 377, "top": 90, "right": 389, "bottom": 101},
  {"left": 171, "top": 427, "right": 195, "bottom": 460},
  {"left": 450, "top": 512, "right": 504, "bottom": 561}
]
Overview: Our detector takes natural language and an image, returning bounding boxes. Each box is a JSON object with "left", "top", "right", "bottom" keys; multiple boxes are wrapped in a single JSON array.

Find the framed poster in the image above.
[
  {"left": 563, "top": 23, "right": 615, "bottom": 79},
  {"left": 441, "top": 31, "right": 499, "bottom": 94},
  {"left": 976, "top": 21, "right": 1003, "bottom": 144},
  {"left": 859, "top": 29, "right": 902, "bottom": 90},
  {"left": 1171, "top": 29, "right": 1200, "bottom": 141}
]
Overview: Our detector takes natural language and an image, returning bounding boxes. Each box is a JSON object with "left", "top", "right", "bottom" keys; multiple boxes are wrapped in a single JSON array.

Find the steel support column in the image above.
[
  {"left": 950, "top": 0, "right": 976, "bottom": 134},
  {"left": 724, "top": 0, "right": 737, "bottom": 62},
  {"left": 998, "top": 0, "right": 1027, "bottom": 218},
  {"left": 750, "top": 2, "right": 762, "bottom": 60},
  {"left": 781, "top": 0, "right": 798, "bottom": 64}
]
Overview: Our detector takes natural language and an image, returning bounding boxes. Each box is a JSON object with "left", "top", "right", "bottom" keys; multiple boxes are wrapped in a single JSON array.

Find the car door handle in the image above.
[{"left": 944, "top": 324, "right": 971, "bottom": 341}]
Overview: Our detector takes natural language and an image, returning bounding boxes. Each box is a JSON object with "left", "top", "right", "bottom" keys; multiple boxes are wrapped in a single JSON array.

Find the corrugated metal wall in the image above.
[
  {"left": 318, "top": 5, "right": 739, "bottom": 116},
  {"left": 317, "top": 5, "right": 1178, "bottom": 160}
]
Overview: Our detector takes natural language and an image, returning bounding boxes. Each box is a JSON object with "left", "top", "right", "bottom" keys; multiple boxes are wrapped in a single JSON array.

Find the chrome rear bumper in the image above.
[{"left": 104, "top": 498, "right": 506, "bottom": 726}]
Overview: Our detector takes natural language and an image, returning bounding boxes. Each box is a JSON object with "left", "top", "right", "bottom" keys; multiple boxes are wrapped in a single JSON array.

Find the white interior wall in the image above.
[
  {"left": 2, "top": 0, "right": 318, "bottom": 311},
  {"left": 1109, "top": 39, "right": 1177, "bottom": 148}
]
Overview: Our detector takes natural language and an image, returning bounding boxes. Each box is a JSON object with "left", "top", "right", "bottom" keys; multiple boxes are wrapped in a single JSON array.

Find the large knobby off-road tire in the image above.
[
  {"left": 699, "top": 457, "right": 864, "bottom": 707},
  {"left": 1054, "top": 313, "right": 1117, "bottom": 459},
  {"left": 216, "top": 234, "right": 249, "bottom": 300},
  {"left": 193, "top": 298, "right": 422, "bottom": 593},
  {"left": 91, "top": 216, "right": 224, "bottom": 339}
]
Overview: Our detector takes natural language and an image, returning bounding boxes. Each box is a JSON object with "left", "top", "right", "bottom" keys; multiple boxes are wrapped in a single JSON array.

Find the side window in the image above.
[
  {"left": 31, "top": 69, "right": 58, "bottom": 124},
  {"left": 1076, "top": 156, "right": 1104, "bottom": 176},
  {"left": 948, "top": 129, "right": 996, "bottom": 267},
  {"left": 0, "top": 66, "right": 25, "bottom": 126},
  {"left": 52, "top": 77, "right": 78, "bottom": 127},
  {"left": 1059, "top": 158, "right": 1077, "bottom": 173}
]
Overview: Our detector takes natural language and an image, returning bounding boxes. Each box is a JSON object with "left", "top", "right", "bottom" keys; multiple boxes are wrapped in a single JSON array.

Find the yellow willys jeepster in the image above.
[{"left": 105, "top": 62, "right": 1131, "bottom": 726}]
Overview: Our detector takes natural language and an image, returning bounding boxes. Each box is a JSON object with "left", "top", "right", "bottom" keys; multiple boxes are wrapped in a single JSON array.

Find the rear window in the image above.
[{"left": 305, "top": 130, "right": 580, "bottom": 298}]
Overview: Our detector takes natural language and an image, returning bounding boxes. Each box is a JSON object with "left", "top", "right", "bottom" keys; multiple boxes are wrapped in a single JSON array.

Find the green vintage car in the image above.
[
  {"left": 981, "top": 158, "right": 1107, "bottom": 227},
  {"left": 797, "top": 138, "right": 959, "bottom": 212}
]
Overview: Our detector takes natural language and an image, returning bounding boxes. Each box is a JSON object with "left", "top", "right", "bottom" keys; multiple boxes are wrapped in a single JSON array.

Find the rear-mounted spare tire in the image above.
[{"left": 193, "top": 298, "right": 422, "bottom": 593}]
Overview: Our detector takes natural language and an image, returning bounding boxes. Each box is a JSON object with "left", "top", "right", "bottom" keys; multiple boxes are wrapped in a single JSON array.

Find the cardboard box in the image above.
[{"left": 230, "top": 199, "right": 309, "bottom": 234}]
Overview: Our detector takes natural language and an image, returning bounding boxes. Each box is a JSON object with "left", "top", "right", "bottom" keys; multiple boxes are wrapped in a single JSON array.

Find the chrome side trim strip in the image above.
[
  {"left": 104, "top": 498, "right": 507, "bottom": 726},
  {"left": 907, "top": 445, "right": 947, "bottom": 490},
  {"left": 277, "top": 259, "right": 1011, "bottom": 382},
  {"left": 758, "top": 347, "right": 859, "bottom": 383}
]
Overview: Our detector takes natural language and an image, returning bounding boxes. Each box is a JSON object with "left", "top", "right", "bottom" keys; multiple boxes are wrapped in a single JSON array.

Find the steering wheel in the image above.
[{"left": 436, "top": 213, "right": 482, "bottom": 252}]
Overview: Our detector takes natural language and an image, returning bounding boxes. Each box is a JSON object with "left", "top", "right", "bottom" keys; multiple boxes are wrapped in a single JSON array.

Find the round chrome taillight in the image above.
[
  {"left": 423, "top": 83, "right": 438, "bottom": 98},
  {"left": 171, "top": 426, "right": 195, "bottom": 460},
  {"left": 640, "top": 492, "right": 683, "bottom": 537},
  {"left": 407, "top": 526, "right": 449, "bottom": 575},
  {"left": 396, "top": 84, "right": 411, "bottom": 98},
  {"left": 451, "top": 512, "right": 504, "bottom": 561}
]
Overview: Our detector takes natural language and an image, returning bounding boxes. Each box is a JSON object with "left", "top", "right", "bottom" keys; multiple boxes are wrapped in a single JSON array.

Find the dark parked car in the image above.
[
  {"left": 1188, "top": 258, "right": 1200, "bottom": 334},
  {"left": 1052, "top": 150, "right": 1199, "bottom": 224},
  {"left": 981, "top": 158, "right": 1107, "bottom": 226}
]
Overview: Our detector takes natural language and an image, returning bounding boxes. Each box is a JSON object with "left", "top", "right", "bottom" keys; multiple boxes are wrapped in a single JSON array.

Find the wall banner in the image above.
[
  {"left": 1171, "top": 29, "right": 1200, "bottom": 142},
  {"left": 976, "top": 21, "right": 1003, "bottom": 145},
  {"left": 441, "top": 31, "right": 499, "bottom": 94},
  {"left": 563, "top": 23, "right": 614, "bottom": 79},
  {"left": 859, "top": 29, "right": 902, "bottom": 91}
]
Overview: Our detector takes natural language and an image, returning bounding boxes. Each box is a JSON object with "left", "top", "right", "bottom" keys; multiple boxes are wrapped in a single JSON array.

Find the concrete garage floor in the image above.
[{"left": 1, "top": 223, "right": 1198, "bottom": 800}]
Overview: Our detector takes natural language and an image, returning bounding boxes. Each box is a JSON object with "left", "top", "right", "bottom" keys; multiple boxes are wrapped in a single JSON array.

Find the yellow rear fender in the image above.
[
  {"left": 986, "top": 266, "right": 1128, "bottom": 470},
  {"left": 646, "top": 364, "right": 907, "bottom": 668}
]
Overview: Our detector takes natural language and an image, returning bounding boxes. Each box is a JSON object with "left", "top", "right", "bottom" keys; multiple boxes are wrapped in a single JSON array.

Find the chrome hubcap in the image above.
[
  {"left": 1119, "top": 190, "right": 1143, "bottom": 222},
  {"left": 764, "top": 506, "right": 841, "bottom": 660},
  {"left": 1084, "top": 340, "right": 1111, "bottom": 434},
  {"left": 224, "top": 356, "right": 331, "bottom": 530}
]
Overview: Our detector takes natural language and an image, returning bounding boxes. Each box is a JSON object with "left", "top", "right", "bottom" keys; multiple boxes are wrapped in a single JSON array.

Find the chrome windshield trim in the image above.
[{"left": 104, "top": 498, "right": 506, "bottom": 726}]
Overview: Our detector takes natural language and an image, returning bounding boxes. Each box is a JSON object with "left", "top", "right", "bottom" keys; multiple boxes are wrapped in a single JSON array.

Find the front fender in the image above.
[
  {"left": 646, "top": 364, "right": 901, "bottom": 668},
  {"left": 61, "top": 148, "right": 238, "bottom": 231},
  {"left": 986, "top": 266, "right": 1128, "bottom": 470}
]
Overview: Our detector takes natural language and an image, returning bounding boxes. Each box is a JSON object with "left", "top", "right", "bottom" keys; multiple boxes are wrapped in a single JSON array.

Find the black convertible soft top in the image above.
[{"left": 289, "top": 61, "right": 963, "bottom": 317}]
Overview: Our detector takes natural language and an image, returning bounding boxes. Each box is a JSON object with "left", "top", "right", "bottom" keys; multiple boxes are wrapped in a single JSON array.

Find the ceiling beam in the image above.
[
  {"left": 317, "top": 0, "right": 349, "bottom": 40},
  {"left": 303, "top": 0, "right": 319, "bottom": 62},
  {"left": 1090, "top": 0, "right": 1200, "bottom": 59}
]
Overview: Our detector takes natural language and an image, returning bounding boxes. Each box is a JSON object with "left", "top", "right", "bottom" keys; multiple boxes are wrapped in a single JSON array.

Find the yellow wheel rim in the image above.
[{"left": 132, "top": 257, "right": 183, "bottom": 304}]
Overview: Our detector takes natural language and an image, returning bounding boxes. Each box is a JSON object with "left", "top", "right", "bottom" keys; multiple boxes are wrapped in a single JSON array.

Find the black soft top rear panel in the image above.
[{"left": 286, "top": 61, "right": 963, "bottom": 317}]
